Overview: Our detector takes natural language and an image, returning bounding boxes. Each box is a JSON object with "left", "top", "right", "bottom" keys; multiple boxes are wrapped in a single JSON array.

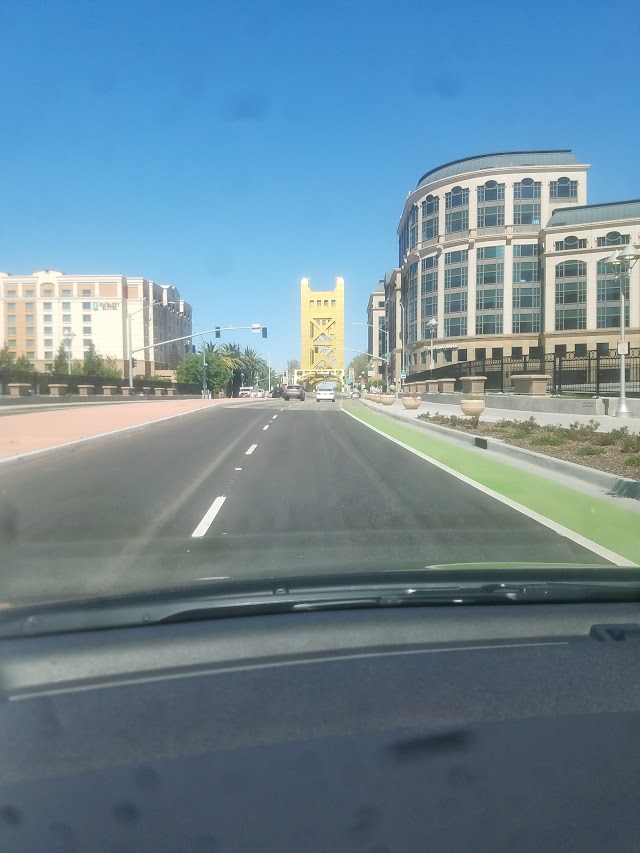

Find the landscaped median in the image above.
[{"left": 343, "top": 401, "right": 640, "bottom": 566}]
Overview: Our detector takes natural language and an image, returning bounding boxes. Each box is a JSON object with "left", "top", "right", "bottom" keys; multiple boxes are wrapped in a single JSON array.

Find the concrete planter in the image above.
[
  {"left": 426, "top": 380, "right": 439, "bottom": 393},
  {"left": 120, "top": 387, "right": 135, "bottom": 396},
  {"left": 102, "top": 386, "right": 118, "bottom": 396},
  {"left": 166, "top": 387, "right": 177, "bottom": 396},
  {"left": 49, "top": 384, "right": 68, "bottom": 396},
  {"left": 460, "top": 399, "right": 485, "bottom": 417},
  {"left": 438, "top": 379, "right": 456, "bottom": 393},
  {"left": 511, "top": 374, "right": 550, "bottom": 396},
  {"left": 460, "top": 376, "right": 487, "bottom": 395},
  {"left": 77, "top": 385, "right": 94, "bottom": 396},
  {"left": 402, "top": 396, "right": 422, "bottom": 410},
  {"left": 7, "top": 384, "right": 31, "bottom": 397},
  {"left": 141, "top": 387, "right": 152, "bottom": 395},
  {"left": 380, "top": 394, "right": 395, "bottom": 406},
  {"left": 153, "top": 387, "right": 166, "bottom": 396}
]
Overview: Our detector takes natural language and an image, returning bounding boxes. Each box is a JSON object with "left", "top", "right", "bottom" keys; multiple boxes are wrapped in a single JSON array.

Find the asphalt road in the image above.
[{"left": 0, "top": 398, "right": 607, "bottom": 604}]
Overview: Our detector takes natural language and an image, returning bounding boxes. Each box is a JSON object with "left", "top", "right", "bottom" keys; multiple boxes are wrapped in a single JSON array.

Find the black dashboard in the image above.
[{"left": 2, "top": 602, "right": 640, "bottom": 851}]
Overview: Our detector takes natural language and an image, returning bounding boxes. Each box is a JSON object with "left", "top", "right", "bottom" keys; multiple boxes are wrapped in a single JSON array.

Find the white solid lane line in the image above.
[
  {"left": 272, "top": 415, "right": 278, "bottom": 419},
  {"left": 191, "top": 496, "right": 226, "bottom": 539},
  {"left": 263, "top": 424, "right": 270, "bottom": 431},
  {"left": 245, "top": 444, "right": 257, "bottom": 455},
  {"left": 234, "top": 467, "right": 242, "bottom": 471}
]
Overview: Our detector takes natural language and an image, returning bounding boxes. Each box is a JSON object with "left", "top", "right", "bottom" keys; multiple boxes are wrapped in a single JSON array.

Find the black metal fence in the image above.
[
  {"left": 0, "top": 371, "right": 202, "bottom": 396},
  {"left": 405, "top": 348, "right": 640, "bottom": 396}
]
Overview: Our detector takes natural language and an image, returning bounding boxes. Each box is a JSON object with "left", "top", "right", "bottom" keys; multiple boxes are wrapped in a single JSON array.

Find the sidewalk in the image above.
[
  {"left": 0, "top": 398, "right": 230, "bottom": 463},
  {"left": 377, "top": 396, "right": 640, "bottom": 433}
]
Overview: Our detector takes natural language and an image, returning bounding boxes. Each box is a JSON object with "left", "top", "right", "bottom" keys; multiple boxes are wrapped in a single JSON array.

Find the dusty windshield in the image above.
[{"left": 0, "top": 0, "right": 639, "bottom": 614}]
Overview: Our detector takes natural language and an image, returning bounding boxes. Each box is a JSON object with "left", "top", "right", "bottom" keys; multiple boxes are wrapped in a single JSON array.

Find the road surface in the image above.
[{"left": 0, "top": 398, "right": 607, "bottom": 604}]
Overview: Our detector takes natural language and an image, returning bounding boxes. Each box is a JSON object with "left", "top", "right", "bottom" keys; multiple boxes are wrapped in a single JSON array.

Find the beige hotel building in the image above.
[
  {"left": 387, "top": 150, "right": 640, "bottom": 379},
  {"left": 0, "top": 269, "right": 193, "bottom": 377}
]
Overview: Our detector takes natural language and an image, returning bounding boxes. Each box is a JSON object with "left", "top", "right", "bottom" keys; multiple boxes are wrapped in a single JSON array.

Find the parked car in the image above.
[
  {"left": 350, "top": 391, "right": 361, "bottom": 398},
  {"left": 283, "top": 384, "right": 305, "bottom": 401},
  {"left": 250, "top": 389, "right": 265, "bottom": 398}
]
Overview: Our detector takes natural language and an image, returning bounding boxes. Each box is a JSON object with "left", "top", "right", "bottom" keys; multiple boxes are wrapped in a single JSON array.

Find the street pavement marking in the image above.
[
  {"left": 343, "top": 409, "right": 636, "bottom": 568},
  {"left": 272, "top": 415, "right": 278, "bottom": 419},
  {"left": 191, "top": 496, "right": 227, "bottom": 539},
  {"left": 245, "top": 444, "right": 257, "bottom": 455},
  {"left": 234, "top": 467, "right": 242, "bottom": 471},
  {"left": 198, "top": 576, "right": 230, "bottom": 581},
  {"left": 263, "top": 424, "right": 270, "bottom": 431}
]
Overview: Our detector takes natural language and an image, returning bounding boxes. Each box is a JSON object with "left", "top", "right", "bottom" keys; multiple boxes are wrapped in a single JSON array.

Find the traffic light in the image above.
[
  {"left": 132, "top": 358, "right": 137, "bottom": 368},
  {"left": 261, "top": 326, "right": 267, "bottom": 338},
  {"left": 185, "top": 343, "right": 191, "bottom": 353},
  {"left": 215, "top": 326, "right": 221, "bottom": 338},
  {"left": 192, "top": 345, "right": 196, "bottom": 354}
]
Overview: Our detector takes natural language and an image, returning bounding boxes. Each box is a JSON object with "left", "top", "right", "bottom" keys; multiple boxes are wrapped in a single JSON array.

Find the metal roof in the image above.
[
  {"left": 547, "top": 200, "right": 640, "bottom": 228},
  {"left": 416, "top": 150, "right": 581, "bottom": 189}
]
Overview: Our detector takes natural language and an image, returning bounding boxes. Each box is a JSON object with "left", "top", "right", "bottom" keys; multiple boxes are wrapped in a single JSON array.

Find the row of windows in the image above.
[
  {"left": 554, "top": 232, "right": 630, "bottom": 251},
  {"left": 309, "top": 300, "right": 337, "bottom": 307},
  {"left": 3, "top": 288, "right": 94, "bottom": 298}
]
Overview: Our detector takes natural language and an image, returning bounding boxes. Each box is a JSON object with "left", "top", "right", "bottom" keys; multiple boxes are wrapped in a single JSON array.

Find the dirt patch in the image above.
[{"left": 418, "top": 413, "right": 640, "bottom": 481}]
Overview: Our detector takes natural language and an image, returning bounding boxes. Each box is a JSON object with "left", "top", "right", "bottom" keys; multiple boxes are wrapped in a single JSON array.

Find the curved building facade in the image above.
[{"left": 396, "top": 150, "right": 598, "bottom": 374}]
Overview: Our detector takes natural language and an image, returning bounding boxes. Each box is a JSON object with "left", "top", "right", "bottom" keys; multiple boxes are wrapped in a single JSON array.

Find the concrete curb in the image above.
[
  {"left": 0, "top": 403, "right": 223, "bottom": 470},
  {"left": 357, "top": 399, "right": 640, "bottom": 502}
]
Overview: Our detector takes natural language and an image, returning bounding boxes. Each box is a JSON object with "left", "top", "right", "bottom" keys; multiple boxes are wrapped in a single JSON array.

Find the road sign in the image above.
[
  {"left": 367, "top": 370, "right": 375, "bottom": 377},
  {"left": 400, "top": 369, "right": 407, "bottom": 377},
  {"left": 618, "top": 341, "right": 630, "bottom": 355}
]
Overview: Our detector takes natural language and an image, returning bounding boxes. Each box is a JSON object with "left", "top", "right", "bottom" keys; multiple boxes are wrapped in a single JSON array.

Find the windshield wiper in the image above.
[{"left": 2, "top": 566, "right": 640, "bottom": 638}]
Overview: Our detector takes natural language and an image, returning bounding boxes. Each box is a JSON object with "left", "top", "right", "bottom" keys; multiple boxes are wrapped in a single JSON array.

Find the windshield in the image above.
[{"left": 1, "top": 0, "right": 639, "bottom": 622}]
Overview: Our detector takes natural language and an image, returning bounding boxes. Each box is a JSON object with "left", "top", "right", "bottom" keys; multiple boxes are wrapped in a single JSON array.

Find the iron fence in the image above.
[{"left": 405, "top": 348, "right": 640, "bottom": 396}]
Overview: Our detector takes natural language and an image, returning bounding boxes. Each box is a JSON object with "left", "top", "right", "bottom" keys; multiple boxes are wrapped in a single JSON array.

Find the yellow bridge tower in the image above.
[{"left": 298, "top": 276, "right": 345, "bottom": 387}]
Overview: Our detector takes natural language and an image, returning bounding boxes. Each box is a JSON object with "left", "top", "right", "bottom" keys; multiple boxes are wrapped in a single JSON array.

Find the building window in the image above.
[
  {"left": 513, "top": 287, "right": 541, "bottom": 308},
  {"left": 555, "top": 236, "right": 587, "bottom": 251},
  {"left": 43, "top": 313, "right": 52, "bottom": 322},
  {"left": 513, "top": 313, "right": 541, "bottom": 333},
  {"left": 477, "top": 205, "right": 505, "bottom": 228},
  {"left": 7, "top": 314, "right": 16, "bottom": 322},
  {"left": 555, "top": 307, "right": 586, "bottom": 330},
  {"left": 514, "top": 203, "right": 541, "bottom": 226},
  {"left": 475, "top": 347, "right": 486, "bottom": 359},
  {"left": 513, "top": 244, "right": 539, "bottom": 257},
  {"left": 445, "top": 186, "right": 469, "bottom": 209},
  {"left": 457, "top": 349, "right": 467, "bottom": 361},
  {"left": 83, "top": 326, "right": 91, "bottom": 334},
  {"left": 7, "top": 327, "right": 16, "bottom": 335},
  {"left": 597, "top": 231, "right": 631, "bottom": 247},
  {"left": 445, "top": 209, "right": 469, "bottom": 233},
  {"left": 62, "top": 314, "right": 71, "bottom": 322},
  {"left": 26, "top": 314, "right": 34, "bottom": 323},
  {"left": 476, "top": 289, "right": 503, "bottom": 310},
  {"left": 555, "top": 344, "right": 567, "bottom": 356},
  {"left": 443, "top": 351, "right": 453, "bottom": 363},
  {"left": 556, "top": 280, "right": 586, "bottom": 304},
  {"left": 477, "top": 181, "right": 505, "bottom": 202},
  {"left": 422, "top": 296, "right": 437, "bottom": 320},
  {"left": 26, "top": 352, "right": 35, "bottom": 360},
  {"left": 83, "top": 339, "right": 92, "bottom": 347},
  {"left": 511, "top": 347, "right": 523, "bottom": 357},
  {"left": 324, "top": 300, "right": 328, "bottom": 306},
  {"left": 82, "top": 289, "right": 92, "bottom": 297},
  {"left": 444, "top": 266, "right": 468, "bottom": 289},
  {"left": 597, "top": 280, "right": 628, "bottom": 302},
  {"left": 477, "top": 262, "right": 504, "bottom": 286},
  {"left": 6, "top": 302, "right": 16, "bottom": 310},
  {"left": 409, "top": 205, "right": 418, "bottom": 249},
  {"left": 421, "top": 195, "right": 439, "bottom": 241},
  {"left": 445, "top": 292, "right": 468, "bottom": 313},
  {"left": 82, "top": 314, "right": 91, "bottom": 322},
  {"left": 44, "top": 351, "right": 53, "bottom": 359},
  {"left": 26, "top": 327, "right": 34, "bottom": 335},
  {"left": 492, "top": 347, "right": 503, "bottom": 358},
  {"left": 597, "top": 305, "right": 629, "bottom": 328},
  {"left": 513, "top": 260, "right": 540, "bottom": 283},
  {"left": 444, "top": 249, "right": 468, "bottom": 265},
  {"left": 477, "top": 246, "right": 504, "bottom": 260},
  {"left": 44, "top": 326, "right": 52, "bottom": 335},
  {"left": 550, "top": 177, "right": 578, "bottom": 199},
  {"left": 476, "top": 314, "right": 503, "bottom": 335},
  {"left": 556, "top": 259, "right": 587, "bottom": 279},
  {"left": 514, "top": 179, "right": 541, "bottom": 200},
  {"left": 43, "top": 290, "right": 53, "bottom": 296},
  {"left": 25, "top": 302, "right": 34, "bottom": 310},
  {"left": 61, "top": 289, "right": 72, "bottom": 296},
  {"left": 82, "top": 302, "right": 92, "bottom": 309},
  {"left": 575, "top": 343, "right": 588, "bottom": 356},
  {"left": 6, "top": 290, "right": 16, "bottom": 297},
  {"left": 43, "top": 302, "right": 52, "bottom": 310},
  {"left": 421, "top": 256, "right": 438, "bottom": 294},
  {"left": 444, "top": 317, "right": 467, "bottom": 337},
  {"left": 44, "top": 338, "right": 53, "bottom": 347}
]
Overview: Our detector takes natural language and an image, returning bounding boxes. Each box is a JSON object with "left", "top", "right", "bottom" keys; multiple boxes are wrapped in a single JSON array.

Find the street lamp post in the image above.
[
  {"left": 605, "top": 244, "right": 640, "bottom": 418},
  {"left": 128, "top": 300, "right": 180, "bottom": 388},
  {"left": 352, "top": 322, "right": 390, "bottom": 391},
  {"left": 426, "top": 316, "right": 438, "bottom": 371},
  {"left": 62, "top": 328, "right": 75, "bottom": 375}
]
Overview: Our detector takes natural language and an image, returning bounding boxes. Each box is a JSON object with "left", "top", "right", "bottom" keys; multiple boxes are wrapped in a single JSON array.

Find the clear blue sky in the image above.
[{"left": 2, "top": 0, "right": 639, "bottom": 371}]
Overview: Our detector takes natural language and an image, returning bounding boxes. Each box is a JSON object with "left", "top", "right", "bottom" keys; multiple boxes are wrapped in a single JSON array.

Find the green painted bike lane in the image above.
[{"left": 344, "top": 402, "right": 640, "bottom": 566}]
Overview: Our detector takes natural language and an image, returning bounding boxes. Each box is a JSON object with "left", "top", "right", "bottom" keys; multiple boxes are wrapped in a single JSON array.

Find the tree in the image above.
[
  {"left": 218, "top": 343, "right": 244, "bottom": 396},
  {"left": 0, "top": 347, "right": 15, "bottom": 371},
  {"left": 101, "top": 355, "right": 122, "bottom": 379},
  {"left": 176, "top": 352, "right": 231, "bottom": 392},
  {"left": 198, "top": 342, "right": 217, "bottom": 355},
  {"left": 347, "top": 353, "right": 370, "bottom": 383},
  {"left": 52, "top": 343, "right": 68, "bottom": 374},
  {"left": 287, "top": 358, "right": 300, "bottom": 376},
  {"left": 13, "top": 356, "right": 35, "bottom": 373},
  {"left": 82, "top": 343, "right": 103, "bottom": 376},
  {"left": 241, "top": 347, "right": 267, "bottom": 386}
]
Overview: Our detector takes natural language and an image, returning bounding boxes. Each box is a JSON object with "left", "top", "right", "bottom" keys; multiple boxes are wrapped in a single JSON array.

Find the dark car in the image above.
[
  {"left": 269, "top": 386, "right": 284, "bottom": 398},
  {"left": 283, "top": 384, "right": 305, "bottom": 401}
]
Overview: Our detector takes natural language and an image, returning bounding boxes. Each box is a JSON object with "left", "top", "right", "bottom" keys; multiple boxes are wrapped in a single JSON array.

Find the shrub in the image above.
[
  {"left": 532, "top": 435, "right": 566, "bottom": 447},
  {"left": 577, "top": 446, "right": 604, "bottom": 456}
]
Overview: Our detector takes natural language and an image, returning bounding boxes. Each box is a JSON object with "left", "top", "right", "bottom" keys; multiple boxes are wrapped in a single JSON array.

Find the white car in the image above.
[
  {"left": 250, "top": 389, "right": 265, "bottom": 398},
  {"left": 316, "top": 387, "right": 336, "bottom": 402}
]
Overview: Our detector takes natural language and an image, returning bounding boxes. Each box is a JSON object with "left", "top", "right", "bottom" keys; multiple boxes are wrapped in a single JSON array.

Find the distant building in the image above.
[
  {"left": 300, "top": 276, "right": 345, "bottom": 384},
  {"left": 367, "top": 279, "right": 386, "bottom": 383},
  {"left": 0, "top": 270, "right": 192, "bottom": 376}
]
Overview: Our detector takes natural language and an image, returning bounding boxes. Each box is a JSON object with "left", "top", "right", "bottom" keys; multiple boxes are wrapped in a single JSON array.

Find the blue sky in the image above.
[{"left": 1, "top": 0, "right": 640, "bottom": 371}]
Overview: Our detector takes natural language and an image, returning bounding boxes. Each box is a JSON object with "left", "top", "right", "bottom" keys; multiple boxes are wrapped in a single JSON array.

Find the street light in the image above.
[
  {"left": 62, "top": 327, "right": 75, "bottom": 375},
  {"left": 127, "top": 299, "right": 180, "bottom": 388},
  {"left": 605, "top": 244, "right": 640, "bottom": 417},
  {"left": 426, "top": 316, "right": 437, "bottom": 371},
  {"left": 352, "top": 322, "right": 390, "bottom": 390}
]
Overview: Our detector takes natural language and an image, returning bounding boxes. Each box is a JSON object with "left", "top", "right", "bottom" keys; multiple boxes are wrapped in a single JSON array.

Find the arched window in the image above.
[
  {"left": 514, "top": 177, "right": 542, "bottom": 199},
  {"left": 421, "top": 195, "right": 439, "bottom": 241},
  {"left": 554, "top": 235, "right": 587, "bottom": 251},
  {"left": 477, "top": 180, "right": 505, "bottom": 202},
  {"left": 596, "top": 231, "right": 631, "bottom": 247},
  {"left": 445, "top": 186, "right": 469, "bottom": 209},
  {"left": 550, "top": 177, "right": 578, "bottom": 200}
]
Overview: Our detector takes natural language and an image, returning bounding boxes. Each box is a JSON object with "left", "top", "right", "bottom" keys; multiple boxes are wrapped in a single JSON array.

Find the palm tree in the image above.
[
  {"left": 241, "top": 347, "right": 267, "bottom": 385},
  {"left": 198, "top": 341, "right": 217, "bottom": 355},
  {"left": 218, "top": 343, "right": 244, "bottom": 396}
]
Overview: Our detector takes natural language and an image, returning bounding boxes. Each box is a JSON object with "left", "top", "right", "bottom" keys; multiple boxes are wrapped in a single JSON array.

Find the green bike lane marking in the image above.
[{"left": 343, "top": 402, "right": 640, "bottom": 566}]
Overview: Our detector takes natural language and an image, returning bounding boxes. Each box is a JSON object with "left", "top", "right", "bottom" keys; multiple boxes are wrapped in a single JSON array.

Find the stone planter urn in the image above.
[
  {"left": 402, "top": 395, "right": 422, "bottom": 410},
  {"left": 380, "top": 394, "right": 395, "bottom": 406},
  {"left": 460, "top": 398, "right": 485, "bottom": 417}
]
